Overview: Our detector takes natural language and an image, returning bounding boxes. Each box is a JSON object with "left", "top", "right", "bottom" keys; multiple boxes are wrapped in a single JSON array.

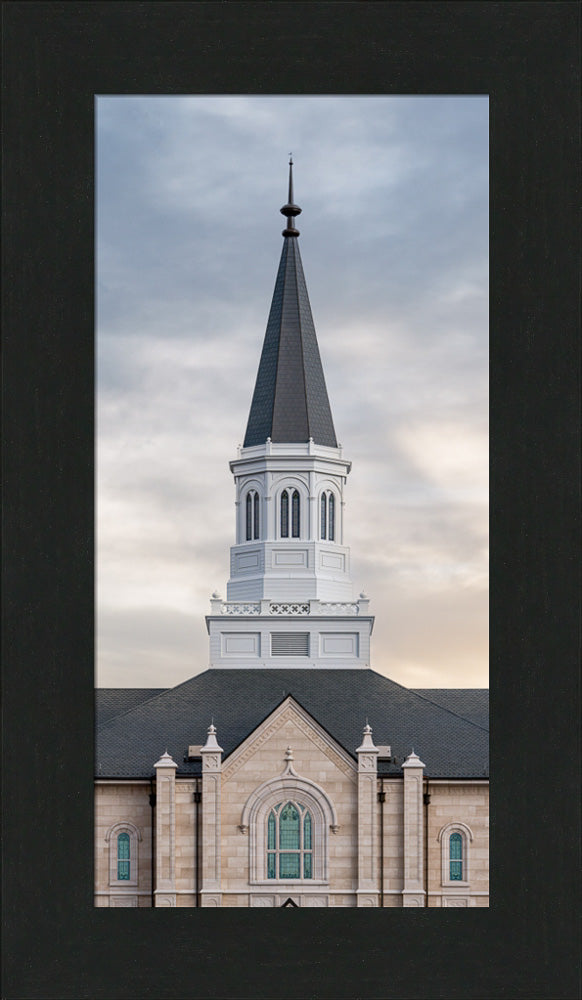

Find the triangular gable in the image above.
[{"left": 221, "top": 695, "right": 356, "bottom": 782}]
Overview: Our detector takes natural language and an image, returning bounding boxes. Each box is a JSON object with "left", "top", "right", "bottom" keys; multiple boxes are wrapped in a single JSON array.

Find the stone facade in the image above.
[{"left": 94, "top": 701, "right": 489, "bottom": 907}]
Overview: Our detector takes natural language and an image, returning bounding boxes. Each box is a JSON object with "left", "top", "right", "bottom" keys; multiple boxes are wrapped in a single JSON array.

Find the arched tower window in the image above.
[
  {"left": 320, "top": 491, "right": 336, "bottom": 541},
  {"left": 291, "top": 490, "right": 300, "bottom": 538},
  {"left": 328, "top": 492, "right": 335, "bottom": 541},
  {"left": 246, "top": 490, "right": 259, "bottom": 540},
  {"left": 117, "top": 832, "right": 130, "bottom": 880},
  {"left": 449, "top": 832, "right": 463, "bottom": 881},
  {"left": 266, "top": 801, "right": 313, "bottom": 880},
  {"left": 280, "top": 490, "right": 289, "bottom": 537}
]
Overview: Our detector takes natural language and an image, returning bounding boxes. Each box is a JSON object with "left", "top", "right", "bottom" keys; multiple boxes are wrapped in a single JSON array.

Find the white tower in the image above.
[{"left": 206, "top": 161, "right": 374, "bottom": 668}]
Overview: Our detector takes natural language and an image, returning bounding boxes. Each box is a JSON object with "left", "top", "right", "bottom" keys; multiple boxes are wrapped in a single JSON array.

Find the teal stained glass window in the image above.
[
  {"left": 281, "top": 491, "right": 289, "bottom": 537},
  {"left": 291, "top": 491, "right": 300, "bottom": 537},
  {"left": 449, "top": 832, "right": 463, "bottom": 880},
  {"left": 266, "top": 801, "right": 313, "bottom": 880},
  {"left": 280, "top": 803, "right": 300, "bottom": 848},
  {"left": 304, "top": 812, "right": 312, "bottom": 849},
  {"left": 328, "top": 493, "right": 335, "bottom": 541},
  {"left": 321, "top": 494, "right": 327, "bottom": 539},
  {"left": 267, "top": 811, "right": 276, "bottom": 850},
  {"left": 117, "top": 832, "right": 130, "bottom": 880}
]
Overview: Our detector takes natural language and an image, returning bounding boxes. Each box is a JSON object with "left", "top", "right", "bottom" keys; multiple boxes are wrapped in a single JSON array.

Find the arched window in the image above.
[
  {"left": 438, "top": 822, "right": 473, "bottom": 886},
  {"left": 320, "top": 491, "right": 336, "bottom": 541},
  {"left": 242, "top": 770, "right": 338, "bottom": 884},
  {"left": 117, "top": 832, "right": 130, "bottom": 880},
  {"left": 328, "top": 492, "right": 335, "bottom": 541},
  {"left": 105, "top": 821, "right": 142, "bottom": 887},
  {"left": 246, "top": 490, "right": 259, "bottom": 540},
  {"left": 291, "top": 490, "right": 300, "bottom": 538},
  {"left": 449, "top": 832, "right": 463, "bottom": 881},
  {"left": 280, "top": 490, "right": 289, "bottom": 537},
  {"left": 267, "top": 802, "right": 313, "bottom": 880}
]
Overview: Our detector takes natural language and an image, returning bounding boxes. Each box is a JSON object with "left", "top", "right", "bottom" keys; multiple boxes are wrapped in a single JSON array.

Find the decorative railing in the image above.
[
  {"left": 221, "top": 603, "right": 261, "bottom": 615},
  {"left": 319, "top": 603, "right": 359, "bottom": 615},
  {"left": 269, "top": 603, "right": 310, "bottom": 616},
  {"left": 219, "top": 601, "right": 360, "bottom": 616}
]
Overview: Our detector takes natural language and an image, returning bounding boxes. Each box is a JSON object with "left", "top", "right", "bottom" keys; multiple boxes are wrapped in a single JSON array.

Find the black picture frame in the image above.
[{"left": 3, "top": 3, "right": 580, "bottom": 998}]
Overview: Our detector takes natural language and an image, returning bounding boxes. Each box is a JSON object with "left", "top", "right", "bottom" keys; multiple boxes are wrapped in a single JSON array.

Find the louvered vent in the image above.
[{"left": 271, "top": 632, "right": 310, "bottom": 656}]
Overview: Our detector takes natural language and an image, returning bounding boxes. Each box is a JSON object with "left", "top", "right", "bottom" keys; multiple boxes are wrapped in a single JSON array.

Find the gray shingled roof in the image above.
[
  {"left": 96, "top": 669, "right": 488, "bottom": 780},
  {"left": 96, "top": 688, "right": 166, "bottom": 727},
  {"left": 412, "top": 689, "right": 489, "bottom": 730},
  {"left": 243, "top": 233, "right": 338, "bottom": 448}
]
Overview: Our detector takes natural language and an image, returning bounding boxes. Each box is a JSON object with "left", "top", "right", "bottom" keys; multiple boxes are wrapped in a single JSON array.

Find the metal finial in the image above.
[{"left": 280, "top": 156, "right": 301, "bottom": 236}]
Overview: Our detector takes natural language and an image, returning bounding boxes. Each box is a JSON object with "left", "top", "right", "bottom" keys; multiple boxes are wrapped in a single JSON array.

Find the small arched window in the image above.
[
  {"left": 320, "top": 491, "right": 336, "bottom": 540},
  {"left": 246, "top": 490, "right": 259, "bottom": 540},
  {"left": 105, "top": 822, "right": 142, "bottom": 887},
  {"left": 291, "top": 490, "right": 300, "bottom": 538},
  {"left": 438, "top": 822, "right": 472, "bottom": 887},
  {"left": 267, "top": 801, "right": 313, "bottom": 880},
  {"left": 449, "top": 832, "right": 463, "bottom": 881},
  {"left": 328, "top": 492, "right": 335, "bottom": 541},
  {"left": 117, "top": 832, "right": 130, "bottom": 880},
  {"left": 281, "top": 490, "right": 289, "bottom": 537}
]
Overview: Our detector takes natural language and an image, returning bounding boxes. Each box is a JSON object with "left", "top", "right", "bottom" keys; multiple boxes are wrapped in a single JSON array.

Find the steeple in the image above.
[{"left": 243, "top": 160, "right": 338, "bottom": 448}]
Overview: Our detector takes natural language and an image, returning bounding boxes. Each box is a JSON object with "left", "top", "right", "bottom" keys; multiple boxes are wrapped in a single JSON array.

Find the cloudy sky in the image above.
[{"left": 96, "top": 95, "right": 488, "bottom": 691}]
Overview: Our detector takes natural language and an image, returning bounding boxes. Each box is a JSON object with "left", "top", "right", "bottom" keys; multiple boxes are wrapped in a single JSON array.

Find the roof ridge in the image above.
[{"left": 408, "top": 689, "right": 489, "bottom": 733}]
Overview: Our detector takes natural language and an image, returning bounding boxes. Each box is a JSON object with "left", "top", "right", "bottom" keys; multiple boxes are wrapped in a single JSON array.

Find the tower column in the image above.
[
  {"left": 200, "top": 724, "right": 223, "bottom": 906},
  {"left": 153, "top": 750, "right": 178, "bottom": 907},
  {"left": 356, "top": 724, "right": 380, "bottom": 906},
  {"left": 402, "top": 750, "right": 426, "bottom": 906}
]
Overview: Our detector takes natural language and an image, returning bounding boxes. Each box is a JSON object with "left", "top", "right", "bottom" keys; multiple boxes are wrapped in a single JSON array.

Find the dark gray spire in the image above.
[{"left": 243, "top": 163, "right": 338, "bottom": 448}]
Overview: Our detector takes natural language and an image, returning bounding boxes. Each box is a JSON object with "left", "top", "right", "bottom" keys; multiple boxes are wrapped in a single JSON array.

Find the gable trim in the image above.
[{"left": 222, "top": 696, "right": 356, "bottom": 782}]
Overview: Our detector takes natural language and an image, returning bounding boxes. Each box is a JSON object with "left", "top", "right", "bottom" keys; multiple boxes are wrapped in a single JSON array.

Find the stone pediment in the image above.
[{"left": 222, "top": 695, "right": 356, "bottom": 782}]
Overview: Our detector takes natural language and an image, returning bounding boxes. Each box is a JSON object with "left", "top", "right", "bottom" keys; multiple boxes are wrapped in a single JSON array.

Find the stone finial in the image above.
[
  {"left": 356, "top": 723, "right": 378, "bottom": 754},
  {"left": 285, "top": 746, "right": 294, "bottom": 761},
  {"left": 201, "top": 723, "right": 223, "bottom": 753},
  {"left": 402, "top": 749, "right": 426, "bottom": 769},
  {"left": 359, "top": 590, "right": 368, "bottom": 600},
  {"left": 154, "top": 750, "right": 178, "bottom": 769},
  {"left": 211, "top": 590, "right": 221, "bottom": 600}
]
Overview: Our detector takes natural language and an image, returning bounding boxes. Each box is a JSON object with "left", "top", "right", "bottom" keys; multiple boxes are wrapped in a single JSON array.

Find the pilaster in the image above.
[
  {"left": 200, "top": 724, "right": 223, "bottom": 907},
  {"left": 356, "top": 724, "right": 380, "bottom": 906},
  {"left": 153, "top": 750, "right": 178, "bottom": 907},
  {"left": 402, "top": 750, "right": 426, "bottom": 907}
]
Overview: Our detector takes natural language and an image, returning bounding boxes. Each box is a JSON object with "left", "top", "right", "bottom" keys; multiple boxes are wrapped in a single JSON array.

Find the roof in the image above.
[
  {"left": 96, "top": 669, "right": 488, "bottom": 781},
  {"left": 412, "top": 689, "right": 489, "bottom": 730},
  {"left": 95, "top": 688, "right": 166, "bottom": 727},
  {"left": 243, "top": 196, "right": 337, "bottom": 447}
]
